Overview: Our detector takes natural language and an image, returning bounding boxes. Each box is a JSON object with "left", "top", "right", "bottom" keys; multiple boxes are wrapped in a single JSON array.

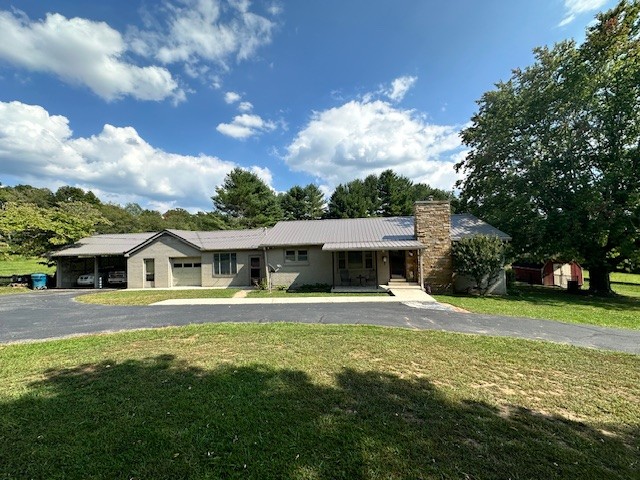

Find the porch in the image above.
[{"left": 325, "top": 246, "right": 425, "bottom": 289}]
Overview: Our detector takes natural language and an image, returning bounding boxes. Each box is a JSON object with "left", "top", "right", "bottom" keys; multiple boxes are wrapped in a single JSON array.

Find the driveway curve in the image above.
[{"left": 1, "top": 290, "right": 638, "bottom": 354}]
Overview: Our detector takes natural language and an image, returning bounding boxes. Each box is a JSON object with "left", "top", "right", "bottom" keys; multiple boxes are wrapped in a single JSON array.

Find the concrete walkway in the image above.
[{"left": 153, "top": 287, "right": 436, "bottom": 305}]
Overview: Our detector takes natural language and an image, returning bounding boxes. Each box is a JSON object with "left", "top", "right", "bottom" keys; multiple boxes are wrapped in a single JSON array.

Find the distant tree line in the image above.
[{"left": 0, "top": 169, "right": 456, "bottom": 256}]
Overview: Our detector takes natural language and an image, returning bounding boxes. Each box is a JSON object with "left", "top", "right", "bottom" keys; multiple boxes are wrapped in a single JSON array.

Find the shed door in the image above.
[
  {"left": 553, "top": 263, "right": 572, "bottom": 288},
  {"left": 172, "top": 257, "right": 202, "bottom": 287}
]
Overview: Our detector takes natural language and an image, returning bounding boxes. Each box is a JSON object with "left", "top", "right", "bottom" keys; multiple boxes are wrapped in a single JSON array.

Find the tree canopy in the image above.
[
  {"left": 279, "top": 184, "right": 326, "bottom": 221},
  {"left": 328, "top": 169, "right": 457, "bottom": 218},
  {"left": 212, "top": 168, "right": 282, "bottom": 228},
  {"left": 456, "top": 0, "right": 640, "bottom": 294}
]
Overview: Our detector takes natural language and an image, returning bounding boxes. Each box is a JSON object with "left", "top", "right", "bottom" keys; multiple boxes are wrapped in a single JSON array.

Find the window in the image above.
[
  {"left": 174, "top": 263, "right": 182, "bottom": 268},
  {"left": 144, "top": 259, "right": 155, "bottom": 282},
  {"left": 340, "top": 251, "right": 374, "bottom": 269},
  {"left": 284, "top": 250, "right": 309, "bottom": 263},
  {"left": 338, "top": 252, "right": 346, "bottom": 269},
  {"left": 214, "top": 253, "right": 237, "bottom": 276},
  {"left": 348, "top": 251, "right": 362, "bottom": 269}
]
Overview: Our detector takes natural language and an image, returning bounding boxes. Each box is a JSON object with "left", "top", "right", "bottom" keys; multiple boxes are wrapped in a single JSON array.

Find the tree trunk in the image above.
[{"left": 588, "top": 265, "right": 612, "bottom": 296}]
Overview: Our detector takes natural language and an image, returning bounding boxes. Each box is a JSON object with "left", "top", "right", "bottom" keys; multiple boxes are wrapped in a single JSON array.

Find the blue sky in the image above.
[{"left": 0, "top": 0, "right": 614, "bottom": 211}]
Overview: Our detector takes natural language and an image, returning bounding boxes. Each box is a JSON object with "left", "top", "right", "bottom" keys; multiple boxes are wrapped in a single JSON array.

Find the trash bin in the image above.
[{"left": 31, "top": 273, "right": 48, "bottom": 290}]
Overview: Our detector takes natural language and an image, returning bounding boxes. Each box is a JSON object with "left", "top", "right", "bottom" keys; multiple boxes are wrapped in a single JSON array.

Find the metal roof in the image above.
[
  {"left": 166, "top": 229, "right": 266, "bottom": 250},
  {"left": 52, "top": 213, "right": 509, "bottom": 258},
  {"left": 451, "top": 214, "right": 511, "bottom": 241},
  {"left": 322, "top": 240, "right": 425, "bottom": 251},
  {"left": 50, "top": 232, "right": 157, "bottom": 257},
  {"left": 262, "top": 216, "right": 417, "bottom": 247}
]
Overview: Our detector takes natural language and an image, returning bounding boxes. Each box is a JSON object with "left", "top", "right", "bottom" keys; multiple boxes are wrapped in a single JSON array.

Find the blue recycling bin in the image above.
[{"left": 31, "top": 273, "right": 47, "bottom": 290}]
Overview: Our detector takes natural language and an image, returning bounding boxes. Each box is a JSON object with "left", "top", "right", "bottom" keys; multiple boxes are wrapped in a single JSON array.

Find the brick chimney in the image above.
[{"left": 414, "top": 200, "right": 452, "bottom": 293}]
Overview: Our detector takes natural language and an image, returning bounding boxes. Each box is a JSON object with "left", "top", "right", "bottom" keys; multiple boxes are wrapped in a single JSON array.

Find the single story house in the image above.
[
  {"left": 512, "top": 260, "right": 583, "bottom": 289},
  {"left": 51, "top": 201, "right": 511, "bottom": 293}
]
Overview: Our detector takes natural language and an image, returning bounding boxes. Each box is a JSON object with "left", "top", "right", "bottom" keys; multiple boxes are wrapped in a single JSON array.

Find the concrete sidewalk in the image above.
[{"left": 152, "top": 288, "right": 436, "bottom": 306}]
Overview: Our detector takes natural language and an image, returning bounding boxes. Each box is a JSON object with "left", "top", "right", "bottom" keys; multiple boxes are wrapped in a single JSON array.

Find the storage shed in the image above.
[{"left": 512, "top": 260, "right": 583, "bottom": 288}]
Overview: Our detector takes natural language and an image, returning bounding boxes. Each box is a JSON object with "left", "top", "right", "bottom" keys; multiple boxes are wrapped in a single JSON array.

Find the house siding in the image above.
[
  {"left": 268, "top": 246, "right": 333, "bottom": 288},
  {"left": 201, "top": 250, "right": 262, "bottom": 288},
  {"left": 127, "top": 235, "right": 202, "bottom": 288}
]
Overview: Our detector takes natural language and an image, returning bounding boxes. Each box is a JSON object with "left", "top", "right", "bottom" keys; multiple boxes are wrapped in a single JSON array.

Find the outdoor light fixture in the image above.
[{"left": 382, "top": 256, "right": 387, "bottom": 264}]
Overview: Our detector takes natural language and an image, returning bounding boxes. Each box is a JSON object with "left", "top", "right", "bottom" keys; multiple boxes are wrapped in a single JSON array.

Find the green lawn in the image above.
[
  {"left": 0, "top": 324, "right": 637, "bottom": 479},
  {"left": 0, "top": 256, "right": 55, "bottom": 275},
  {"left": 435, "top": 283, "right": 640, "bottom": 330},
  {"left": 76, "top": 288, "right": 241, "bottom": 306},
  {"left": 0, "top": 286, "right": 29, "bottom": 295}
]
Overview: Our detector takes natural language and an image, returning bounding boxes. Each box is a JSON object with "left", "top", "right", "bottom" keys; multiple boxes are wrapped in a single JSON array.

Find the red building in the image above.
[{"left": 512, "top": 261, "right": 583, "bottom": 288}]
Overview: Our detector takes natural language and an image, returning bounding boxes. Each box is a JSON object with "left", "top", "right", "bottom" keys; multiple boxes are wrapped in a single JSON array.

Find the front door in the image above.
[
  {"left": 389, "top": 250, "right": 405, "bottom": 279},
  {"left": 249, "top": 255, "right": 262, "bottom": 286}
]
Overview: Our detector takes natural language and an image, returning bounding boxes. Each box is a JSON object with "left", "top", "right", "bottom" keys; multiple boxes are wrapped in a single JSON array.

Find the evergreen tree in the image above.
[{"left": 212, "top": 168, "right": 282, "bottom": 228}]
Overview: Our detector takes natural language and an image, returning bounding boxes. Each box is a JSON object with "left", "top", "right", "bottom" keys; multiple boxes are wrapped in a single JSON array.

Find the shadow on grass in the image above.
[
  {"left": 1, "top": 355, "right": 637, "bottom": 479},
  {"left": 489, "top": 285, "right": 640, "bottom": 313}
]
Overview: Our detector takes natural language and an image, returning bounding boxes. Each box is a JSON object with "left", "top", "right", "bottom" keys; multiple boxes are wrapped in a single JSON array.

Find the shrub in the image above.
[{"left": 452, "top": 235, "right": 507, "bottom": 295}]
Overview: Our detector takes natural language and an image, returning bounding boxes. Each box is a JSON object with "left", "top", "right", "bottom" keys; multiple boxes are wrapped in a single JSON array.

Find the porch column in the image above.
[
  {"left": 331, "top": 252, "right": 335, "bottom": 288},
  {"left": 418, "top": 249, "right": 424, "bottom": 291},
  {"left": 93, "top": 256, "right": 99, "bottom": 289}
]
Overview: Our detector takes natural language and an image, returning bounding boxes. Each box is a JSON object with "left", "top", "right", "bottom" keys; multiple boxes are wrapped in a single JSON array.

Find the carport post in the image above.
[{"left": 93, "top": 256, "right": 99, "bottom": 289}]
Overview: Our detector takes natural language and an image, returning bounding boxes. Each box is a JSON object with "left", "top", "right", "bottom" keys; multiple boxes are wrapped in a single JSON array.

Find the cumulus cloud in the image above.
[
  {"left": 385, "top": 76, "right": 417, "bottom": 102},
  {"left": 131, "top": 0, "right": 278, "bottom": 70},
  {"left": 559, "top": 0, "right": 608, "bottom": 26},
  {"left": 216, "top": 113, "right": 277, "bottom": 139},
  {"left": 238, "top": 101, "right": 253, "bottom": 112},
  {"left": 0, "top": 100, "right": 270, "bottom": 210},
  {"left": 284, "top": 100, "right": 464, "bottom": 191},
  {"left": 0, "top": 10, "right": 183, "bottom": 102},
  {"left": 224, "top": 91, "right": 241, "bottom": 103}
]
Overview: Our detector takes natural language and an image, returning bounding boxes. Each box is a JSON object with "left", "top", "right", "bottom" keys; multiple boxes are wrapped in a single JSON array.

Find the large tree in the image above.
[
  {"left": 212, "top": 168, "right": 282, "bottom": 228},
  {"left": 280, "top": 184, "right": 326, "bottom": 220},
  {"left": 456, "top": 1, "right": 640, "bottom": 294},
  {"left": 0, "top": 202, "right": 110, "bottom": 256}
]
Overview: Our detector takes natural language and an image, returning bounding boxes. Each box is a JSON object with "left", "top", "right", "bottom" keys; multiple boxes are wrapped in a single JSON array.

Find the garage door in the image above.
[{"left": 172, "top": 257, "right": 202, "bottom": 286}]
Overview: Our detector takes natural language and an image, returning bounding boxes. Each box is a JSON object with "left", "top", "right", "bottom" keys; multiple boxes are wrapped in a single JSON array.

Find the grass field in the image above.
[
  {"left": 0, "top": 323, "right": 638, "bottom": 479},
  {"left": 0, "top": 256, "right": 55, "bottom": 275},
  {"left": 435, "top": 284, "right": 640, "bottom": 330},
  {"left": 76, "top": 288, "right": 241, "bottom": 305},
  {"left": 435, "top": 272, "right": 640, "bottom": 330}
]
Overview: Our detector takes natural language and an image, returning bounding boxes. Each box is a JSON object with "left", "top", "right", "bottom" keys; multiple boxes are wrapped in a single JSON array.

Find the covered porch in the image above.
[{"left": 322, "top": 241, "right": 426, "bottom": 289}]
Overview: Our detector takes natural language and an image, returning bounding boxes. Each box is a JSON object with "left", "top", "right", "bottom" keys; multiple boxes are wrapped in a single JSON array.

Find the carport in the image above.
[{"left": 51, "top": 233, "right": 156, "bottom": 288}]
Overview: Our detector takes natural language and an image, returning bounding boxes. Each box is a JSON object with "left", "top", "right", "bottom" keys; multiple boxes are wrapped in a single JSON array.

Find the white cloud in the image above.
[
  {"left": 216, "top": 113, "right": 277, "bottom": 139},
  {"left": 559, "top": 0, "right": 608, "bottom": 26},
  {"left": 0, "top": 10, "right": 183, "bottom": 102},
  {"left": 385, "top": 76, "right": 417, "bottom": 102},
  {"left": 284, "top": 100, "right": 464, "bottom": 191},
  {"left": 132, "top": 0, "right": 277, "bottom": 69},
  {"left": 224, "top": 91, "right": 241, "bottom": 103},
  {"left": 238, "top": 101, "right": 253, "bottom": 112},
  {"left": 0, "top": 100, "right": 265, "bottom": 210}
]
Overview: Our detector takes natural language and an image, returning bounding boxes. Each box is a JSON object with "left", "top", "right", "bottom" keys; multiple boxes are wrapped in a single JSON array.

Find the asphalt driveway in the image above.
[{"left": 1, "top": 290, "right": 639, "bottom": 354}]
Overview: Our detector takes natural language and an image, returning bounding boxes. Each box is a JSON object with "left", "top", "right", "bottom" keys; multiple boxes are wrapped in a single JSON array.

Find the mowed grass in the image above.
[
  {"left": 0, "top": 256, "right": 55, "bottom": 275},
  {"left": 76, "top": 288, "right": 241, "bottom": 306},
  {"left": 0, "top": 286, "right": 29, "bottom": 296},
  {"left": 435, "top": 280, "right": 640, "bottom": 330},
  {"left": 0, "top": 323, "right": 638, "bottom": 479}
]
